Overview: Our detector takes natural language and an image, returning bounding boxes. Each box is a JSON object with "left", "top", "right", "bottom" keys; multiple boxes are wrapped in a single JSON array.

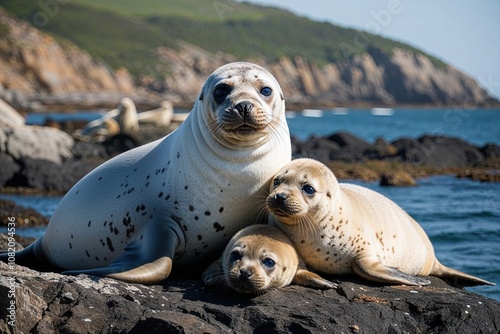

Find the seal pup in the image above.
[
  {"left": 1, "top": 62, "right": 291, "bottom": 284},
  {"left": 203, "top": 225, "right": 336, "bottom": 294},
  {"left": 267, "top": 158, "right": 495, "bottom": 287}
]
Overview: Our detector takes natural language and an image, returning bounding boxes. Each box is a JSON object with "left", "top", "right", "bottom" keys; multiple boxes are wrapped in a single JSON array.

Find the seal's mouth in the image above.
[
  {"left": 271, "top": 208, "right": 288, "bottom": 217},
  {"left": 234, "top": 123, "right": 257, "bottom": 133}
]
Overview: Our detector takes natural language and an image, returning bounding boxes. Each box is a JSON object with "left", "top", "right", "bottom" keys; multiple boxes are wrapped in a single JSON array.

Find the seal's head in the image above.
[
  {"left": 197, "top": 62, "right": 287, "bottom": 148},
  {"left": 221, "top": 225, "right": 298, "bottom": 295},
  {"left": 267, "top": 159, "right": 340, "bottom": 227}
]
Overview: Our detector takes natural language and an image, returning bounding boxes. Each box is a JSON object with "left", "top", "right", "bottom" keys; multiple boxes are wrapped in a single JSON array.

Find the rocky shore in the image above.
[
  {"left": 1, "top": 117, "right": 500, "bottom": 333},
  {"left": 0, "top": 261, "right": 499, "bottom": 334},
  {"left": 2, "top": 122, "right": 498, "bottom": 194}
]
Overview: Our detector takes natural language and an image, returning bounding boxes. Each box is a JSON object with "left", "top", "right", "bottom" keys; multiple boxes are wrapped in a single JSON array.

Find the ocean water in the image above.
[{"left": 2, "top": 108, "right": 499, "bottom": 300}]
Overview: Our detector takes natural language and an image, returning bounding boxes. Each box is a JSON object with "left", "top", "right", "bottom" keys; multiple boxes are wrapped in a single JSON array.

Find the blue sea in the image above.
[{"left": 2, "top": 108, "right": 500, "bottom": 300}]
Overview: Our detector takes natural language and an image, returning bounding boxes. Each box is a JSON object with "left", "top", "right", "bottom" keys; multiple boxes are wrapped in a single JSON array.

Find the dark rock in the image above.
[
  {"left": 380, "top": 172, "right": 417, "bottom": 187},
  {"left": 7, "top": 158, "right": 103, "bottom": 192},
  {"left": 71, "top": 140, "right": 109, "bottom": 159},
  {"left": 456, "top": 169, "right": 500, "bottom": 183},
  {"left": 392, "top": 135, "right": 484, "bottom": 167},
  {"left": 293, "top": 136, "right": 341, "bottom": 163},
  {"left": 0, "top": 152, "right": 19, "bottom": 187},
  {"left": 326, "top": 132, "right": 371, "bottom": 163},
  {"left": 103, "top": 133, "right": 140, "bottom": 156},
  {"left": 0, "top": 261, "right": 499, "bottom": 334},
  {"left": 327, "top": 131, "right": 372, "bottom": 151},
  {"left": 364, "top": 137, "right": 398, "bottom": 160},
  {"left": 481, "top": 143, "right": 500, "bottom": 159}
]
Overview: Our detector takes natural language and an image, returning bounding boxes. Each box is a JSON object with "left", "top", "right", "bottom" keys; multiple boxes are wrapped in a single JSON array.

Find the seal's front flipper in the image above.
[
  {"left": 353, "top": 257, "right": 431, "bottom": 286},
  {"left": 294, "top": 258, "right": 337, "bottom": 289},
  {"left": 293, "top": 268, "right": 338, "bottom": 289},
  {"left": 63, "top": 223, "right": 179, "bottom": 284},
  {"left": 202, "top": 258, "right": 224, "bottom": 287}
]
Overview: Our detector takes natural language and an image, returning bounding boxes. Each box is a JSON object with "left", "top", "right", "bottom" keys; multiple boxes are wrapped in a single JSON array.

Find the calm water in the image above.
[{"left": 2, "top": 108, "right": 500, "bottom": 300}]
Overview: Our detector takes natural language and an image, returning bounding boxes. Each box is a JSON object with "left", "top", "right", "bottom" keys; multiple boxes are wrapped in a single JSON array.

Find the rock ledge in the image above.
[{"left": 1, "top": 262, "right": 499, "bottom": 333}]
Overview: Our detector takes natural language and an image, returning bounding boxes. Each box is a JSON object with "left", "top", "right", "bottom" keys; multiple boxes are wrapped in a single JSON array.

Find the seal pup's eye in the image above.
[
  {"left": 302, "top": 185, "right": 316, "bottom": 195},
  {"left": 273, "top": 178, "right": 281, "bottom": 186},
  {"left": 262, "top": 258, "right": 276, "bottom": 269},
  {"left": 229, "top": 250, "right": 242, "bottom": 263},
  {"left": 213, "top": 84, "right": 231, "bottom": 103},
  {"left": 260, "top": 87, "right": 272, "bottom": 97}
]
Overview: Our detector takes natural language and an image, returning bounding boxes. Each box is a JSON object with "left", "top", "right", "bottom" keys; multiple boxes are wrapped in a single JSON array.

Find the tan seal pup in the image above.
[
  {"left": 267, "top": 158, "right": 495, "bottom": 287},
  {"left": 203, "top": 225, "right": 337, "bottom": 294},
  {"left": 0, "top": 62, "right": 292, "bottom": 284}
]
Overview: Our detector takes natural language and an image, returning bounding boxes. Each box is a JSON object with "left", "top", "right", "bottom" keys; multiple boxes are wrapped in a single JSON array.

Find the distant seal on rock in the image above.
[
  {"left": 203, "top": 224, "right": 336, "bottom": 294},
  {"left": 267, "top": 158, "right": 495, "bottom": 287},
  {"left": 1, "top": 62, "right": 292, "bottom": 284}
]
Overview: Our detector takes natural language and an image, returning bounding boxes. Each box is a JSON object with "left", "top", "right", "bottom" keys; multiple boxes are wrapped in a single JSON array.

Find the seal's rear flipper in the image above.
[
  {"left": 432, "top": 261, "right": 496, "bottom": 287},
  {"left": 64, "top": 256, "right": 173, "bottom": 284},
  {"left": 353, "top": 257, "right": 431, "bottom": 286},
  {"left": 63, "top": 223, "right": 179, "bottom": 284}
]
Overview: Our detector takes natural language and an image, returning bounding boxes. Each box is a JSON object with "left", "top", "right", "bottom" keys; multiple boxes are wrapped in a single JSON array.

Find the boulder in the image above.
[
  {"left": 8, "top": 158, "right": 102, "bottom": 192},
  {"left": 364, "top": 137, "right": 398, "bottom": 160},
  {"left": 380, "top": 172, "right": 417, "bottom": 187},
  {"left": 392, "top": 135, "right": 484, "bottom": 167},
  {"left": 0, "top": 261, "right": 499, "bottom": 333},
  {"left": 292, "top": 135, "right": 341, "bottom": 163},
  {"left": 0, "top": 124, "right": 74, "bottom": 164},
  {"left": 326, "top": 132, "right": 372, "bottom": 163},
  {"left": 0, "top": 152, "right": 19, "bottom": 187},
  {"left": 0, "top": 98, "right": 24, "bottom": 126},
  {"left": 481, "top": 143, "right": 500, "bottom": 160}
]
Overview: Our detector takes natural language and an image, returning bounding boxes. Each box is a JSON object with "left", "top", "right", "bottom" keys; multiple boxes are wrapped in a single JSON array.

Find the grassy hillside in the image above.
[
  {"left": 72, "top": 0, "right": 266, "bottom": 21},
  {"left": 1, "top": 0, "right": 447, "bottom": 77}
]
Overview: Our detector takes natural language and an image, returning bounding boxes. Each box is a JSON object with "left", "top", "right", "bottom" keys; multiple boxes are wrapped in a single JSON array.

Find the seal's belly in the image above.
[
  {"left": 42, "top": 156, "right": 264, "bottom": 269},
  {"left": 296, "top": 234, "right": 358, "bottom": 275}
]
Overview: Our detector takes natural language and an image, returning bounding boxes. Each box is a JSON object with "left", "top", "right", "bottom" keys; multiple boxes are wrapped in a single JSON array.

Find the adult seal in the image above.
[
  {"left": 267, "top": 158, "right": 495, "bottom": 287},
  {"left": 1, "top": 62, "right": 292, "bottom": 284},
  {"left": 203, "top": 224, "right": 336, "bottom": 294}
]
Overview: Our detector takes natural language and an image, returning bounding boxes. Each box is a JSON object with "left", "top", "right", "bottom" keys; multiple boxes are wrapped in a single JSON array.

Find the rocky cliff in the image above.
[
  {"left": 154, "top": 43, "right": 497, "bottom": 107},
  {"left": 0, "top": 8, "right": 141, "bottom": 111},
  {"left": 0, "top": 7, "right": 497, "bottom": 110}
]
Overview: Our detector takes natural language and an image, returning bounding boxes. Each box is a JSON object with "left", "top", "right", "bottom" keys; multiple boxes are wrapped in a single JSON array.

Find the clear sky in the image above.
[{"left": 239, "top": 0, "right": 500, "bottom": 99}]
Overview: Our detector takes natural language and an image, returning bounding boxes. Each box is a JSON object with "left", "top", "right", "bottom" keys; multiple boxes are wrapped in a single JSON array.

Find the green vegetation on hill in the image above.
[
  {"left": 0, "top": 0, "right": 447, "bottom": 77},
  {"left": 72, "top": 0, "right": 266, "bottom": 21}
]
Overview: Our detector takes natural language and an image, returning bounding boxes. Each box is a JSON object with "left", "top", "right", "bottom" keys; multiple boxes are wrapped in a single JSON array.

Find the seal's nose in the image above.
[
  {"left": 234, "top": 101, "right": 253, "bottom": 116},
  {"left": 275, "top": 193, "right": 288, "bottom": 204},
  {"left": 239, "top": 268, "right": 253, "bottom": 279}
]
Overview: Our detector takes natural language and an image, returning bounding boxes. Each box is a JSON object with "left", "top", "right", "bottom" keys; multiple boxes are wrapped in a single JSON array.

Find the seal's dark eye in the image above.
[
  {"left": 273, "top": 178, "right": 281, "bottom": 186},
  {"left": 229, "top": 251, "right": 242, "bottom": 263},
  {"left": 260, "top": 87, "right": 272, "bottom": 97},
  {"left": 262, "top": 258, "right": 275, "bottom": 269},
  {"left": 302, "top": 185, "right": 315, "bottom": 195},
  {"left": 213, "top": 84, "right": 231, "bottom": 103}
]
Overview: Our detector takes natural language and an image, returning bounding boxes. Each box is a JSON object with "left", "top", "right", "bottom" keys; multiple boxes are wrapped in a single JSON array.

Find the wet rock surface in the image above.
[
  {"left": 0, "top": 261, "right": 499, "bottom": 334},
  {"left": 293, "top": 132, "right": 499, "bottom": 168},
  {"left": 0, "top": 199, "right": 48, "bottom": 228}
]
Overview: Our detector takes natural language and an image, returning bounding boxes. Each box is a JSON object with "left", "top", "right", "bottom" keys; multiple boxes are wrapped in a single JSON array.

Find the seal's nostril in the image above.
[
  {"left": 234, "top": 101, "right": 253, "bottom": 115},
  {"left": 240, "top": 268, "right": 253, "bottom": 279},
  {"left": 275, "top": 193, "right": 288, "bottom": 204}
]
